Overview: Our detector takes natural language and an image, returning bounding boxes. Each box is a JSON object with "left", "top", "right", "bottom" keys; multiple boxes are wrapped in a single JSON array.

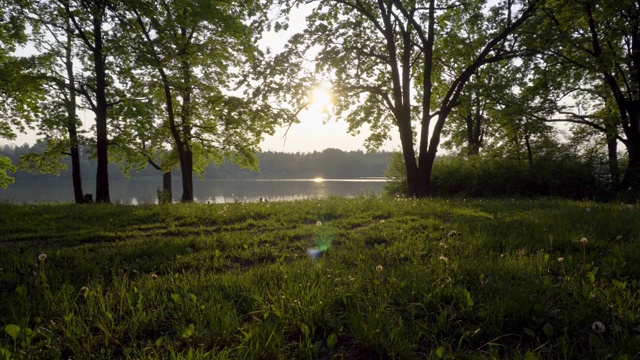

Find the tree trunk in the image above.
[
  {"left": 92, "top": 3, "right": 110, "bottom": 203},
  {"left": 525, "top": 133, "right": 534, "bottom": 167},
  {"left": 466, "top": 112, "right": 482, "bottom": 156},
  {"left": 606, "top": 124, "right": 620, "bottom": 187},
  {"left": 65, "top": 21, "right": 84, "bottom": 204},
  {"left": 163, "top": 171, "right": 172, "bottom": 201},
  {"left": 620, "top": 139, "right": 640, "bottom": 191},
  {"left": 180, "top": 147, "right": 194, "bottom": 202}
]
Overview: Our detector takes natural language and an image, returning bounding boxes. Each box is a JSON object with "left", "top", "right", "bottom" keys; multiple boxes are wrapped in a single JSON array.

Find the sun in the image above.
[
  {"left": 313, "top": 177, "right": 325, "bottom": 183},
  {"left": 308, "top": 85, "right": 333, "bottom": 111}
]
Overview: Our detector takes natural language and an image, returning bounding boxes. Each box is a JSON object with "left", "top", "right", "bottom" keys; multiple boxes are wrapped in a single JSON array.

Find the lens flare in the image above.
[{"left": 306, "top": 225, "right": 334, "bottom": 261}]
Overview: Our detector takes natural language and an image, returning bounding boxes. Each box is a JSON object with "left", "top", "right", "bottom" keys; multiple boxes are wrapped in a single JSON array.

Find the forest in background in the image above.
[{"left": 0, "top": 143, "right": 391, "bottom": 181}]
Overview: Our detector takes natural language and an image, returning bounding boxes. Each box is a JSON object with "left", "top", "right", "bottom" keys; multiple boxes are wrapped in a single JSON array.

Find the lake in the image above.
[{"left": 0, "top": 177, "right": 388, "bottom": 204}]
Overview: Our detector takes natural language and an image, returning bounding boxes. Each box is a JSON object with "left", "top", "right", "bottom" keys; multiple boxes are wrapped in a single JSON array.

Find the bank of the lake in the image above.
[{"left": 1, "top": 197, "right": 639, "bottom": 358}]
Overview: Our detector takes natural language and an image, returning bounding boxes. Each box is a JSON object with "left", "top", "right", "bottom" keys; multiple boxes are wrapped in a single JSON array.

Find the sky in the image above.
[{"left": 1, "top": 4, "right": 401, "bottom": 154}]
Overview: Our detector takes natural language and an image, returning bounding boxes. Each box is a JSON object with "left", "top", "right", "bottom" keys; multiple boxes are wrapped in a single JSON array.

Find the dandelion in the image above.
[
  {"left": 151, "top": 274, "right": 159, "bottom": 280},
  {"left": 439, "top": 254, "right": 449, "bottom": 262},
  {"left": 376, "top": 264, "right": 383, "bottom": 272},
  {"left": 316, "top": 221, "right": 322, "bottom": 226},
  {"left": 439, "top": 241, "right": 448, "bottom": 249},
  {"left": 592, "top": 321, "right": 606, "bottom": 333},
  {"left": 580, "top": 237, "right": 589, "bottom": 244},
  {"left": 585, "top": 207, "right": 591, "bottom": 212},
  {"left": 448, "top": 230, "right": 459, "bottom": 238},
  {"left": 379, "top": 219, "right": 385, "bottom": 224},
  {"left": 616, "top": 235, "right": 623, "bottom": 241},
  {"left": 38, "top": 253, "right": 47, "bottom": 262},
  {"left": 627, "top": 204, "right": 634, "bottom": 210},
  {"left": 557, "top": 257, "right": 564, "bottom": 263}
]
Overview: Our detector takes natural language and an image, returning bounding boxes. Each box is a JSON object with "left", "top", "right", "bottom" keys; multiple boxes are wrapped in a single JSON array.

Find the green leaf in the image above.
[
  {"left": 300, "top": 322, "right": 310, "bottom": 338},
  {"left": 612, "top": 279, "right": 626, "bottom": 290},
  {"left": 181, "top": 324, "right": 195, "bottom": 338},
  {"left": 5, "top": 324, "right": 20, "bottom": 341},
  {"left": 542, "top": 323, "right": 554, "bottom": 336},
  {"left": 435, "top": 346, "right": 445, "bottom": 358},
  {"left": 463, "top": 289, "right": 474, "bottom": 307},
  {"left": 171, "top": 293, "right": 180, "bottom": 302},
  {"left": 326, "top": 333, "right": 337, "bottom": 349}
]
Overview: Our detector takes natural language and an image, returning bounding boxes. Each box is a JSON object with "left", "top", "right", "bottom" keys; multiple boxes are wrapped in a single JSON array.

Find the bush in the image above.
[{"left": 385, "top": 153, "right": 611, "bottom": 199}]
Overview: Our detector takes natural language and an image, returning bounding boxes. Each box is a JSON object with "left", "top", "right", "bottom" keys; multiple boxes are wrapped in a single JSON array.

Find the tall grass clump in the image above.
[{"left": 0, "top": 197, "right": 639, "bottom": 358}]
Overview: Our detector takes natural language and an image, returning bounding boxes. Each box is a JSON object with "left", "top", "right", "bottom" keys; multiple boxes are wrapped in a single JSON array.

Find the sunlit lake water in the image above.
[{"left": 0, "top": 177, "right": 387, "bottom": 204}]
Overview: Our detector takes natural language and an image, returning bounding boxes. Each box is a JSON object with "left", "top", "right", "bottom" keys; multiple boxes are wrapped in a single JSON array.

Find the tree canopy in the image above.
[{"left": 2, "top": 0, "right": 640, "bottom": 201}]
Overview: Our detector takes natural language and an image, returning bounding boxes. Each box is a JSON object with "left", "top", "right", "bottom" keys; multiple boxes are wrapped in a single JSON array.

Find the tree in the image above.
[
  {"left": 261, "top": 0, "right": 540, "bottom": 197},
  {"left": 17, "top": 0, "right": 90, "bottom": 203},
  {"left": 540, "top": 0, "right": 640, "bottom": 192},
  {"left": 57, "top": 0, "right": 116, "bottom": 203},
  {"left": 117, "top": 0, "right": 287, "bottom": 202},
  {"left": 0, "top": 0, "right": 46, "bottom": 188}
]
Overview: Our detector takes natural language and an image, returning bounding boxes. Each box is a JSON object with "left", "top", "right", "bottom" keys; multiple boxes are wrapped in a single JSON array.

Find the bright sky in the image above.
[
  {"left": 1, "top": 4, "right": 401, "bottom": 154},
  {"left": 254, "top": 5, "right": 400, "bottom": 153}
]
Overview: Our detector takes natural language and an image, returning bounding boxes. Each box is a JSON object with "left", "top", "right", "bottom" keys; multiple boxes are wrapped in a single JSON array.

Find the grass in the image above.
[{"left": 0, "top": 196, "right": 639, "bottom": 359}]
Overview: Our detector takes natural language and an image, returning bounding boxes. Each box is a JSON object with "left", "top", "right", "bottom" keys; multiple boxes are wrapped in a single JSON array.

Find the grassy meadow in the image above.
[{"left": 0, "top": 196, "right": 639, "bottom": 359}]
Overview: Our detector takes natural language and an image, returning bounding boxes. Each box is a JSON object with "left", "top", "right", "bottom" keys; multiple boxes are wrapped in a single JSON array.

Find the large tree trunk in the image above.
[
  {"left": 163, "top": 171, "right": 172, "bottom": 201},
  {"left": 64, "top": 21, "right": 84, "bottom": 204},
  {"left": 92, "top": 3, "right": 110, "bottom": 203},
  {"left": 180, "top": 148, "right": 194, "bottom": 202}
]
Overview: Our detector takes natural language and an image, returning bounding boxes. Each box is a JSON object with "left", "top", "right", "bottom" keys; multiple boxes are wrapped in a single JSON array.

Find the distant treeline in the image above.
[{"left": 0, "top": 143, "right": 392, "bottom": 181}]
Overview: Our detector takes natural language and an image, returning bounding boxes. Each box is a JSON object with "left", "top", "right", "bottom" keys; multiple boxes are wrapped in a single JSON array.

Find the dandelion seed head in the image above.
[
  {"left": 38, "top": 253, "right": 47, "bottom": 262},
  {"left": 376, "top": 264, "right": 383, "bottom": 272},
  {"left": 592, "top": 321, "right": 605, "bottom": 333},
  {"left": 557, "top": 257, "right": 565, "bottom": 263},
  {"left": 316, "top": 221, "right": 322, "bottom": 226},
  {"left": 585, "top": 208, "right": 591, "bottom": 212},
  {"left": 151, "top": 274, "right": 159, "bottom": 280},
  {"left": 439, "top": 254, "right": 449, "bottom": 262},
  {"left": 80, "top": 286, "right": 89, "bottom": 293},
  {"left": 448, "top": 230, "right": 459, "bottom": 238},
  {"left": 580, "top": 237, "right": 589, "bottom": 244},
  {"left": 616, "top": 235, "right": 623, "bottom": 241}
]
